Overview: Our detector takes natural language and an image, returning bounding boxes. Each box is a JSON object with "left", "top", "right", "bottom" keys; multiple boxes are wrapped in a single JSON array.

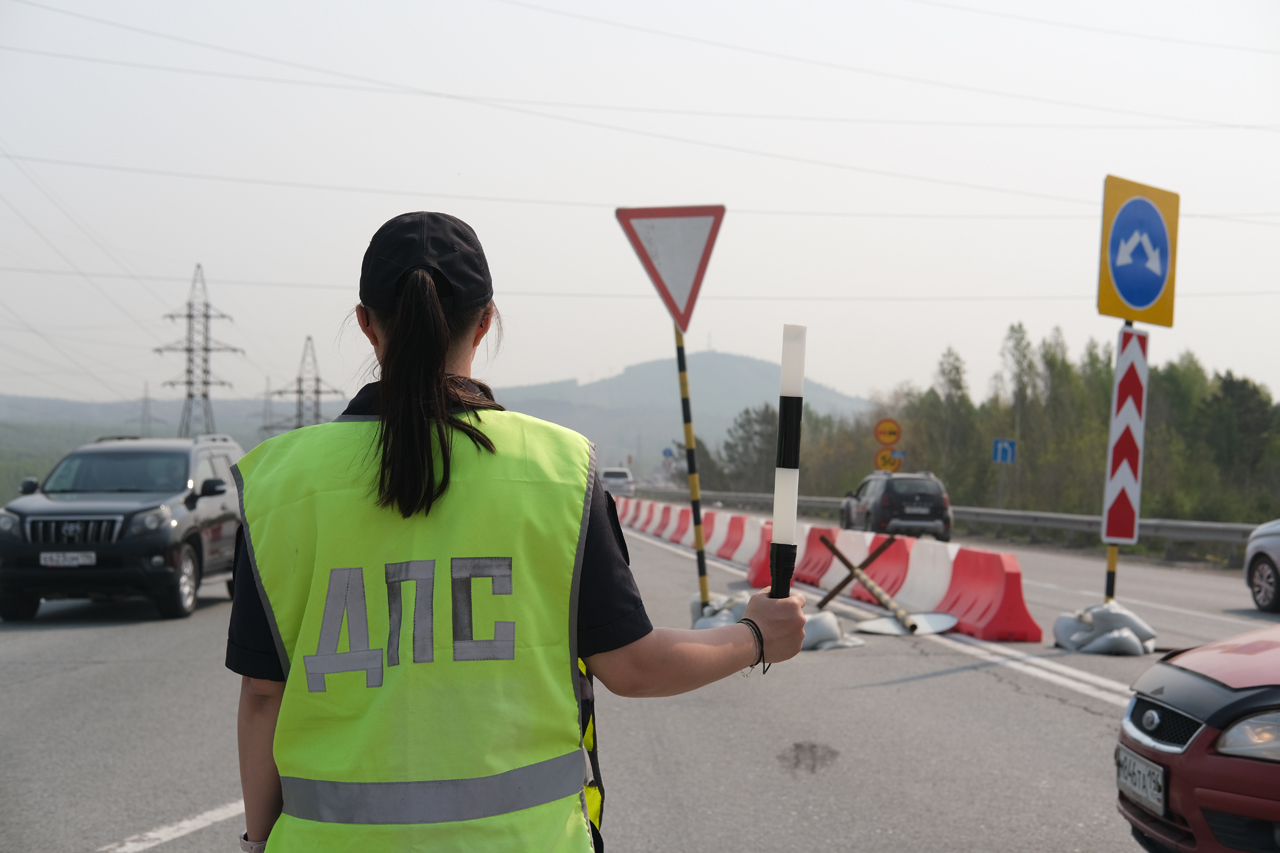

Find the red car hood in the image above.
[{"left": 1169, "top": 624, "right": 1280, "bottom": 689}]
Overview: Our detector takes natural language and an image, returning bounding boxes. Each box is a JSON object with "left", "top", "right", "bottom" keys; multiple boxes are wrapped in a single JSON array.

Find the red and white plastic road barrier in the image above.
[{"left": 614, "top": 498, "right": 1041, "bottom": 642}]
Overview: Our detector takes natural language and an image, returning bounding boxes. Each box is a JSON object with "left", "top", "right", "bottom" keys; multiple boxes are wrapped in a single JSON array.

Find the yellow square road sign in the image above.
[{"left": 1097, "top": 175, "right": 1180, "bottom": 328}]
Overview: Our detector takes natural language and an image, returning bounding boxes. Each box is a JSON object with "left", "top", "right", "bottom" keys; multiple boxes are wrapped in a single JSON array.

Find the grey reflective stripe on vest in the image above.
[
  {"left": 304, "top": 567, "right": 384, "bottom": 692},
  {"left": 451, "top": 557, "right": 516, "bottom": 661},
  {"left": 385, "top": 560, "right": 434, "bottom": 666},
  {"left": 281, "top": 749, "right": 590, "bottom": 825}
]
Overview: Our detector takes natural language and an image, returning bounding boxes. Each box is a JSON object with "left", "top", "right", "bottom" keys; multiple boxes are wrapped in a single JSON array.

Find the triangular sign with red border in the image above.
[{"left": 616, "top": 205, "right": 725, "bottom": 332}]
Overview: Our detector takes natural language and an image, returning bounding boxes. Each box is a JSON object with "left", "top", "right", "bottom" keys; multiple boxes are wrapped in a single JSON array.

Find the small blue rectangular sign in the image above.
[{"left": 992, "top": 439, "right": 1016, "bottom": 464}]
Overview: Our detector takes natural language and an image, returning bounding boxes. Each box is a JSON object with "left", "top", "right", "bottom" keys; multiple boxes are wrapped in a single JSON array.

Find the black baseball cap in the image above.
[{"left": 359, "top": 212, "right": 493, "bottom": 313}]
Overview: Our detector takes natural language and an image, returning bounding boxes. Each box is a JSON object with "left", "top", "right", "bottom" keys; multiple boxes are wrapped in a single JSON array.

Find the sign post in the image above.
[
  {"left": 1101, "top": 326, "right": 1149, "bottom": 599},
  {"left": 616, "top": 205, "right": 726, "bottom": 608},
  {"left": 1097, "top": 175, "right": 1177, "bottom": 601}
]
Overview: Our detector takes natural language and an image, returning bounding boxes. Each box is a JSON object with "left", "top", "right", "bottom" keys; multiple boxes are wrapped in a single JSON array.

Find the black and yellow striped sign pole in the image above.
[{"left": 674, "top": 325, "right": 711, "bottom": 608}]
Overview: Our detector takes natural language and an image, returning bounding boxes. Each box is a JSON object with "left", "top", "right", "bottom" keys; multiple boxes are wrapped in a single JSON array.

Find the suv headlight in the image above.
[
  {"left": 0, "top": 509, "right": 20, "bottom": 539},
  {"left": 127, "top": 505, "right": 172, "bottom": 537},
  {"left": 1217, "top": 711, "right": 1280, "bottom": 762}
]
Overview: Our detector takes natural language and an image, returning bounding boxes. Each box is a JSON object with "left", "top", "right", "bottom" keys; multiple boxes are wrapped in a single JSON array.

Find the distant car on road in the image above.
[
  {"left": 1245, "top": 519, "right": 1280, "bottom": 612},
  {"left": 839, "top": 471, "right": 952, "bottom": 541},
  {"left": 0, "top": 435, "right": 245, "bottom": 621},
  {"left": 600, "top": 467, "right": 636, "bottom": 498},
  {"left": 1117, "top": 624, "right": 1280, "bottom": 853}
]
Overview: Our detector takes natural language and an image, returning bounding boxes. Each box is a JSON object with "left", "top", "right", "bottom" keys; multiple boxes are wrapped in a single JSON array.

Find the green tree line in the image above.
[{"left": 690, "top": 324, "right": 1279, "bottom": 524}]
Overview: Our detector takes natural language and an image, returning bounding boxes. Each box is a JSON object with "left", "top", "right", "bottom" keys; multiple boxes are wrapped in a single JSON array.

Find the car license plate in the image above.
[
  {"left": 904, "top": 506, "right": 930, "bottom": 515},
  {"left": 1117, "top": 744, "right": 1165, "bottom": 816},
  {"left": 40, "top": 551, "right": 96, "bottom": 567}
]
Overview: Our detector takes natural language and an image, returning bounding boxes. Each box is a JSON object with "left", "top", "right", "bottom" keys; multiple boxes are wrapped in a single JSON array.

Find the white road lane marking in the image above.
[
  {"left": 97, "top": 800, "right": 244, "bottom": 852},
  {"left": 632, "top": 534, "right": 1132, "bottom": 708},
  {"left": 942, "top": 633, "right": 1132, "bottom": 696},
  {"left": 1024, "top": 579, "right": 1257, "bottom": 626}
]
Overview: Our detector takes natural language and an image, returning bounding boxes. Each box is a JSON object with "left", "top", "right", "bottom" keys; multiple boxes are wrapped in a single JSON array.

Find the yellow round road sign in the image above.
[
  {"left": 1097, "top": 175, "right": 1179, "bottom": 328},
  {"left": 874, "top": 448, "right": 902, "bottom": 472},
  {"left": 874, "top": 418, "right": 901, "bottom": 445}
]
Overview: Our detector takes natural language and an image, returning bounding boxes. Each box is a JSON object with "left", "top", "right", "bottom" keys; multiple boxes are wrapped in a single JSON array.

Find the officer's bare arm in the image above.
[
  {"left": 585, "top": 591, "right": 806, "bottom": 698},
  {"left": 238, "top": 677, "right": 285, "bottom": 843}
]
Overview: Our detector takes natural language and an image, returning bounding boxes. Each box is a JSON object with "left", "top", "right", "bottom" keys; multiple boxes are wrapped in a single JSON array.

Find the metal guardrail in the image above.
[
  {"left": 634, "top": 487, "right": 1257, "bottom": 545},
  {"left": 951, "top": 506, "right": 1256, "bottom": 544}
]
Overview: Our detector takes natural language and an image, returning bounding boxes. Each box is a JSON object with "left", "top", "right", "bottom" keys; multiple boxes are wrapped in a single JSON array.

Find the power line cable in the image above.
[
  {"left": 482, "top": 0, "right": 1278, "bottom": 131},
  {"left": 0, "top": 267, "right": 1275, "bottom": 301},
  {"left": 0, "top": 291, "right": 130, "bottom": 395},
  {"left": 5, "top": 155, "right": 1279, "bottom": 228},
  {"left": 0, "top": 151, "right": 1091, "bottom": 209},
  {"left": 0, "top": 186, "right": 165, "bottom": 345},
  {"left": 3, "top": 1, "right": 1267, "bottom": 204},
  {"left": 3, "top": 44, "right": 1273, "bottom": 133},
  {"left": 894, "top": 0, "right": 1280, "bottom": 58},
  {"left": 0, "top": 136, "right": 170, "bottom": 308}
]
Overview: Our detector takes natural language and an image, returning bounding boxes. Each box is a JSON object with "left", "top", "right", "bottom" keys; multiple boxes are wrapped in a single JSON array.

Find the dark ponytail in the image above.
[{"left": 368, "top": 268, "right": 502, "bottom": 518}]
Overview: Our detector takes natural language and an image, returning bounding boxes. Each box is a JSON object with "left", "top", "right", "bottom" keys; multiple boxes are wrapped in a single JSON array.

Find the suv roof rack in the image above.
[
  {"left": 195, "top": 434, "right": 235, "bottom": 444},
  {"left": 93, "top": 435, "right": 141, "bottom": 443}
]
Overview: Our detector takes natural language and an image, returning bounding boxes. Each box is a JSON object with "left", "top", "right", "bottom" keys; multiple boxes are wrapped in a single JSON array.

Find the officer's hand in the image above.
[{"left": 742, "top": 591, "right": 807, "bottom": 664}]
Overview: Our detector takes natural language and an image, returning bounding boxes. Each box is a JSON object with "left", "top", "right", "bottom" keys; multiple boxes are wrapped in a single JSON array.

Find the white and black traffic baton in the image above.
[{"left": 770, "top": 325, "right": 806, "bottom": 599}]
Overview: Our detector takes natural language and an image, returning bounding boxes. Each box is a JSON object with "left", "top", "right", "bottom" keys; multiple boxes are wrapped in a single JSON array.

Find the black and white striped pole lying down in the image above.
[{"left": 770, "top": 325, "right": 806, "bottom": 600}]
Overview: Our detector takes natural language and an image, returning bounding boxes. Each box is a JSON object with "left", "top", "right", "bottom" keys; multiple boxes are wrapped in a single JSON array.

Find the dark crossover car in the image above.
[
  {"left": 1245, "top": 519, "right": 1280, "bottom": 612},
  {"left": 1117, "top": 624, "right": 1280, "bottom": 853},
  {"left": 0, "top": 435, "right": 245, "bottom": 621},
  {"left": 839, "top": 471, "right": 953, "bottom": 541}
]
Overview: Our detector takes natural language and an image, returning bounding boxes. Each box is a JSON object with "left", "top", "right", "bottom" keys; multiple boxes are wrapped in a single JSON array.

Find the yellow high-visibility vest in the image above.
[{"left": 234, "top": 410, "right": 597, "bottom": 852}]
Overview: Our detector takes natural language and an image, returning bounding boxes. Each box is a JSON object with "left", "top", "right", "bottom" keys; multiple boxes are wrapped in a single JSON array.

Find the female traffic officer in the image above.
[{"left": 226, "top": 212, "right": 807, "bottom": 853}]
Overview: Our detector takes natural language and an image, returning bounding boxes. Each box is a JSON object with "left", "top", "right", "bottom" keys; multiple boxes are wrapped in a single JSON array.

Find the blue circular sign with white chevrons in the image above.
[{"left": 1108, "top": 197, "right": 1170, "bottom": 310}]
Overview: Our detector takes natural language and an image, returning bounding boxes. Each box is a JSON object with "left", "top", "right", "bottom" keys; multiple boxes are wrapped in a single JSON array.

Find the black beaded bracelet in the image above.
[{"left": 738, "top": 617, "right": 768, "bottom": 675}]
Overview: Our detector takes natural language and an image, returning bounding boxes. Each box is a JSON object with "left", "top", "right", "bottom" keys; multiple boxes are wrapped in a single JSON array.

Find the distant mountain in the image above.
[
  {"left": 493, "top": 351, "right": 871, "bottom": 473},
  {"left": 0, "top": 351, "right": 870, "bottom": 490}
]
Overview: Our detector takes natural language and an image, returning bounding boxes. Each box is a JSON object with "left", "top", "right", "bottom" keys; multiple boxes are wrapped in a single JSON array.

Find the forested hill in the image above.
[{"left": 702, "top": 325, "right": 1278, "bottom": 528}]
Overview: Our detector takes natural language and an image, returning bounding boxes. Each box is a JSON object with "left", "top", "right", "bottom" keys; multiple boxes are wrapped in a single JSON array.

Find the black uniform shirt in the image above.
[{"left": 225, "top": 382, "right": 652, "bottom": 681}]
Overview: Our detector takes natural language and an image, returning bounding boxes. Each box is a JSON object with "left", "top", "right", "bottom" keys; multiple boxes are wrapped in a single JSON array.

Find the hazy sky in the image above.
[{"left": 1, "top": 0, "right": 1276, "bottom": 409}]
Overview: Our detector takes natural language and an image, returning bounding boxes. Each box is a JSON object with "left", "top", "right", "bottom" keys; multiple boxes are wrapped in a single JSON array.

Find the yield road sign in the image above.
[
  {"left": 1102, "top": 325, "right": 1149, "bottom": 544},
  {"left": 616, "top": 205, "right": 725, "bottom": 332},
  {"left": 874, "top": 419, "right": 901, "bottom": 445},
  {"left": 874, "top": 448, "right": 902, "bottom": 472},
  {"left": 1097, "top": 175, "right": 1179, "bottom": 327},
  {"left": 992, "top": 439, "right": 1016, "bottom": 464}
]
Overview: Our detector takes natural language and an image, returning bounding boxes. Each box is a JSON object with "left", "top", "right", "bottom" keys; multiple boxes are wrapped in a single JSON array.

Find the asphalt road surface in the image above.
[{"left": 0, "top": 531, "right": 1270, "bottom": 852}]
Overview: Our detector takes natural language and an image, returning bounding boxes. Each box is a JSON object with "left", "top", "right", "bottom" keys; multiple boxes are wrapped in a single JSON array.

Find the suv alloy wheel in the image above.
[{"left": 156, "top": 543, "right": 201, "bottom": 619}]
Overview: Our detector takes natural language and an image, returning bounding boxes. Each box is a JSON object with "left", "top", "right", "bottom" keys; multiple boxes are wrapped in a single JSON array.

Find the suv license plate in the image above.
[
  {"left": 1117, "top": 744, "right": 1165, "bottom": 816},
  {"left": 903, "top": 506, "right": 930, "bottom": 515},
  {"left": 40, "top": 551, "right": 96, "bottom": 567}
]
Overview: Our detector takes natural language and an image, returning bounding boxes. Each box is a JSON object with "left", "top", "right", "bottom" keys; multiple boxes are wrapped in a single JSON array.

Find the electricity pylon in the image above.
[
  {"left": 267, "top": 336, "right": 344, "bottom": 431},
  {"left": 155, "top": 264, "right": 243, "bottom": 437}
]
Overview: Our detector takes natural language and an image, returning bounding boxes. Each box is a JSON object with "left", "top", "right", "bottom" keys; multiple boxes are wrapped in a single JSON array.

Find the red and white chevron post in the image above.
[{"left": 1101, "top": 324, "right": 1149, "bottom": 598}]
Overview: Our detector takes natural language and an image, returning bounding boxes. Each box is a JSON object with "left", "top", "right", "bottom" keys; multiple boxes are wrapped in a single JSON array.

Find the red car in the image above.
[{"left": 1118, "top": 624, "right": 1280, "bottom": 852}]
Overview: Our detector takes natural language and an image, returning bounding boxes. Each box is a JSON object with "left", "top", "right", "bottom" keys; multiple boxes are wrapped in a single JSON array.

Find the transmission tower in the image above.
[
  {"left": 259, "top": 378, "right": 275, "bottom": 437},
  {"left": 155, "top": 264, "right": 243, "bottom": 437},
  {"left": 128, "top": 382, "right": 166, "bottom": 437},
  {"left": 268, "top": 336, "right": 344, "bottom": 430}
]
